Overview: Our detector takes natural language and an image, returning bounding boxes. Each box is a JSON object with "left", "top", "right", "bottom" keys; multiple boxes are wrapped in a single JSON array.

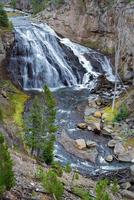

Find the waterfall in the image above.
[{"left": 8, "top": 17, "right": 115, "bottom": 90}]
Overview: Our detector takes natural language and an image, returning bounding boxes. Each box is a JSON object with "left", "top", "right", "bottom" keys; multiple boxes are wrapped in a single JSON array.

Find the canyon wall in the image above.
[
  {"left": 35, "top": 0, "right": 134, "bottom": 84},
  {"left": 0, "top": 32, "right": 14, "bottom": 79}
]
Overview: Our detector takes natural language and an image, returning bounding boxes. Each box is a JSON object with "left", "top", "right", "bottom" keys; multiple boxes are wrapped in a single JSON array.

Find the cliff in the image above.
[
  {"left": 34, "top": 0, "right": 134, "bottom": 84},
  {"left": 0, "top": 31, "right": 14, "bottom": 79}
]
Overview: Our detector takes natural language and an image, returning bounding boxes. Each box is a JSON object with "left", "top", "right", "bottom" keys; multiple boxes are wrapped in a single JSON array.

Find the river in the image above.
[{"left": 8, "top": 15, "right": 131, "bottom": 176}]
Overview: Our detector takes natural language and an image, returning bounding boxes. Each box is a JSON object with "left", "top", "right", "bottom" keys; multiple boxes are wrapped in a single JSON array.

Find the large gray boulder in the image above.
[{"left": 114, "top": 143, "right": 125, "bottom": 155}]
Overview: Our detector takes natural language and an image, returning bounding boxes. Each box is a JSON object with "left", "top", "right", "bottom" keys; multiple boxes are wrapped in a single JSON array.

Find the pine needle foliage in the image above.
[
  {"left": 0, "top": 133, "right": 15, "bottom": 197},
  {"left": 25, "top": 85, "right": 57, "bottom": 164}
]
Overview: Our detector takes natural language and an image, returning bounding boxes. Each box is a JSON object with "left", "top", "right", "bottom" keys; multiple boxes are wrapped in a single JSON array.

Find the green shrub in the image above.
[
  {"left": 72, "top": 187, "right": 93, "bottom": 200},
  {"left": 110, "top": 179, "right": 119, "bottom": 194},
  {"left": 64, "top": 162, "right": 72, "bottom": 173},
  {"left": 113, "top": 103, "right": 129, "bottom": 122},
  {"left": 74, "top": 172, "right": 79, "bottom": 180},
  {"left": 0, "top": 108, "right": 3, "bottom": 122},
  {"left": 31, "top": 0, "right": 64, "bottom": 14},
  {"left": 96, "top": 179, "right": 111, "bottom": 200},
  {"left": 0, "top": 4, "right": 9, "bottom": 28},
  {"left": 41, "top": 169, "right": 64, "bottom": 200},
  {"left": 35, "top": 166, "right": 44, "bottom": 179},
  {"left": 0, "top": 133, "right": 15, "bottom": 197},
  {"left": 42, "top": 134, "right": 56, "bottom": 164},
  {"left": 11, "top": 0, "right": 17, "bottom": 10},
  {"left": 52, "top": 161, "right": 63, "bottom": 177}
]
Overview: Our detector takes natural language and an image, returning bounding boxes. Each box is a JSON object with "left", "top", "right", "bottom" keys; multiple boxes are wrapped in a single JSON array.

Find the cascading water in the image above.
[
  {"left": 9, "top": 16, "right": 129, "bottom": 176},
  {"left": 9, "top": 16, "right": 115, "bottom": 91}
]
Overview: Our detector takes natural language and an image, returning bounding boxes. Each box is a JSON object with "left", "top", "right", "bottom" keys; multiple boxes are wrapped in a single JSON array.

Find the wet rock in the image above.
[
  {"left": 108, "top": 140, "right": 117, "bottom": 148},
  {"left": 76, "top": 139, "right": 86, "bottom": 150},
  {"left": 88, "top": 100, "right": 98, "bottom": 109},
  {"left": 59, "top": 131, "right": 98, "bottom": 163},
  {"left": 121, "top": 190, "right": 134, "bottom": 199},
  {"left": 84, "top": 107, "right": 96, "bottom": 116},
  {"left": 105, "top": 155, "right": 113, "bottom": 162},
  {"left": 112, "top": 136, "right": 122, "bottom": 141},
  {"left": 114, "top": 143, "right": 125, "bottom": 155},
  {"left": 87, "top": 126, "right": 92, "bottom": 131},
  {"left": 1, "top": 90, "right": 7, "bottom": 99},
  {"left": 102, "top": 127, "right": 114, "bottom": 136},
  {"left": 77, "top": 123, "right": 87, "bottom": 130},
  {"left": 95, "top": 98, "right": 103, "bottom": 106},
  {"left": 121, "top": 182, "right": 131, "bottom": 190},
  {"left": 118, "top": 153, "right": 132, "bottom": 162},
  {"left": 86, "top": 140, "right": 97, "bottom": 148},
  {"left": 130, "top": 165, "right": 134, "bottom": 176},
  {"left": 94, "top": 111, "right": 102, "bottom": 118},
  {"left": 92, "top": 122, "right": 101, "bottom": 134},
  {"left": 103, "top": 127, "right": 113, "bottom": 134}
]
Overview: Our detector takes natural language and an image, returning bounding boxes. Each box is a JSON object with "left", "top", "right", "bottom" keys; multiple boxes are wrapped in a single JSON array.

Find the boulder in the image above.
[
  {"left": 86, "top": 140, "right": 97, "bottom": 148},
  {"left": 93, "top": 122, "right": 101, "bottom": 134},
  {"left": 103, "top": 127, "right": 113, "bottom": 134},
  {"left": 121, "top": 190, "right": 134, "bottom": 199},
  {"left": 130, "top": 165, "right": 134, "bottom": 176},
  {"left": 1, "top": 90, "right": 7, "bottom": 99},
  {"left": 94, "top": 111, "right": 102, "bottom": 118},
  {"left": 95, "top": 98, "right": 103, "bottom": 106},
  {"left": 105, "top": 155, "right": 113, "bottom": 162},
  {"left": 112, "top": 136, "right": 122, "bottom": 141},
  {"left": 114, "top": 143, "right": 125, "bottom": 155},
  {"left": 77, "top": 123, "right": 87, "bottom": 130},
  {"left": 118, "top": 153, "right": 132, "bottom": 162},
  {"left": 76, "top": 139, "right": 86, "bottom": 150},
  {"left": 121, "top": 182, "right": 131, "bottom": 190},
  {"left": 108, "top": 140, "right": 117, "bottom": 148},
  {"left": 87, "top": 126, "right": 92, "bottom": 131},
  {"left": 84, "top": 107, "right": 96, "bottom": 116}
]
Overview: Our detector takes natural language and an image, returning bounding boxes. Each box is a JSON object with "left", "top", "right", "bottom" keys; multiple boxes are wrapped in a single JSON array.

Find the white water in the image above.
[{"left": 9, "top": 18, "right": 115, "bottom": 90}]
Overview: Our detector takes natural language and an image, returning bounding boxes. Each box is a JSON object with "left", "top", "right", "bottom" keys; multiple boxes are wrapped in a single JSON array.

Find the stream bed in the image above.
[{"left": 9, "top": 14, "right": 132, "bottom": 177}]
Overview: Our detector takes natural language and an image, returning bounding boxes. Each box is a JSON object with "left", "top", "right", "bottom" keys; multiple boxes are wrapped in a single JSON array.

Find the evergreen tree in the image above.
[
  {"left": 0, "top": 4, "right": 9, "bottom": 28},
  {"left": 25, "top": 96, "right": 43, "bottom": 156},
  {"left": 0, "top": 133, "right": 15, "bottom": 197},
  {"left": 11, "top": 0, "right": 17, "bottom": 12},
  {"left": 25, "top": 85, "right": 57, "bottom": 164}
]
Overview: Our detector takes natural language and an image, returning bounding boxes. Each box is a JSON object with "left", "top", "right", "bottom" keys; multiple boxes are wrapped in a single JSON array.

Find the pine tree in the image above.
[
  {"left": 0, "top": 133, "right": 15, "bottom": 197},
  {"left": 11, "top": 0, "right": 17, "bottom": 12},
  {"left": 25, "top": 96, "right": 43, "bottom": 156},
  {"left": 25, "top": 85, "right": 57, "bottom": 164},
  {"left": 0, "top": 4, "right": 9, "bottom": 28}
]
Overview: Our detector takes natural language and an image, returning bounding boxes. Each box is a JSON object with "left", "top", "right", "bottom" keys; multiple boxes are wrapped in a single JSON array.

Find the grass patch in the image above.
[
  {"left": 113, "top": 103, "right": 129, "bottom": 122},
  {"left": 103, "top": 107, "right": 118, "bottom": 122},
  {"left": 0, "top": 81, "right": 28, "bottom": 127},
  {"left": 72, "top": 186, "right": 93, "bottom": 200},
  {"left": 9, "top": 91, "right": 28, "bottom": 127}
]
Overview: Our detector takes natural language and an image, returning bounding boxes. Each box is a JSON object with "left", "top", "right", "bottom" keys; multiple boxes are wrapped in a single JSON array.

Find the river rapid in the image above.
[{"left": 8, "top": 15, "right": 131, "bottom": 177}]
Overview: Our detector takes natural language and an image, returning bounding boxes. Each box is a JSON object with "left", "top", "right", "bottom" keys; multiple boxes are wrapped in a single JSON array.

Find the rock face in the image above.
[
  {"left": 130, "top": 165, "right": 134, "bottom": 176},
  {"left": 35, "top": 0, "right": 134, "bottom": 84},
  {"left": 16, "top": 0, "right": 31, "bottom": 11},
  {"left": 0, "top": 32, "right": 14, "bottom": 79}
]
